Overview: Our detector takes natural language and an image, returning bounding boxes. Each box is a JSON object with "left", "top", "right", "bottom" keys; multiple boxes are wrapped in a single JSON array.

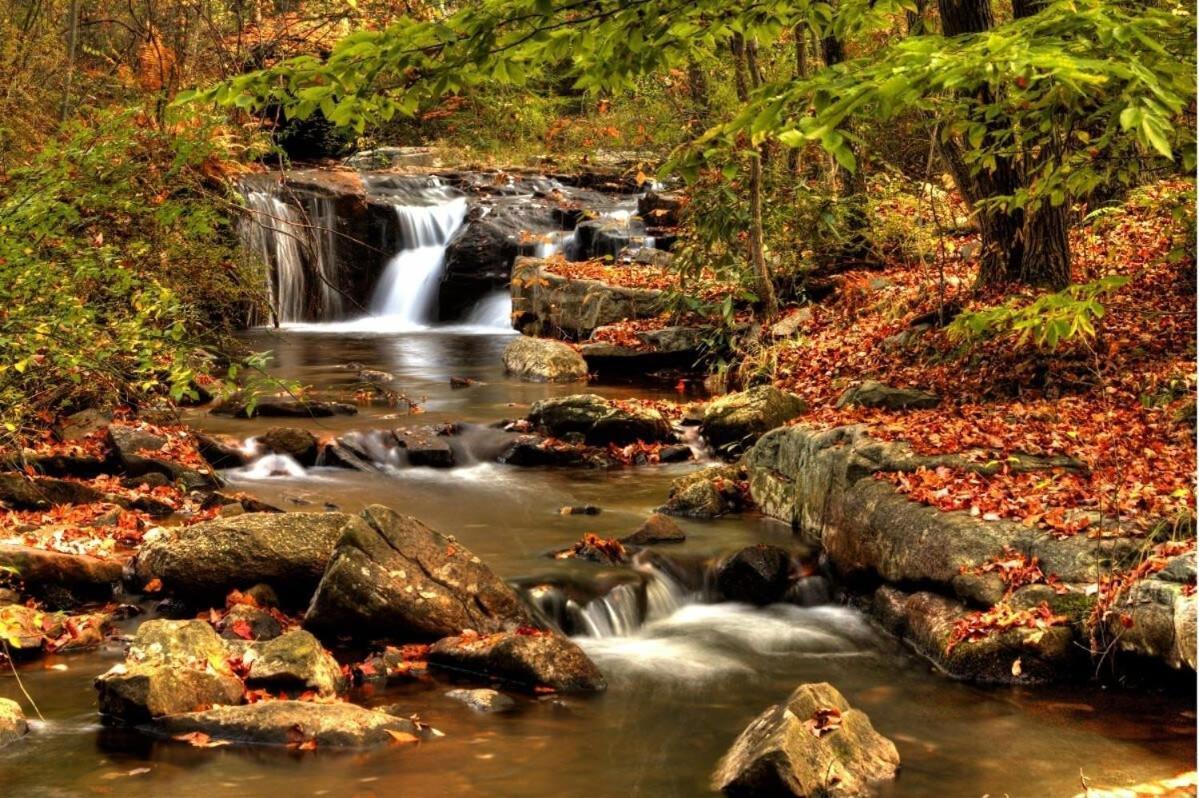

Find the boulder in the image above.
[
  {"left": 194, "top": 432, "right": 250, "bottom": 469},
  {"left": 620, "top": 513, "right": 686, "bottom": 546},
  {"left": 428, "top": 630, "right": 606, "bottom": 693},
  {"left": 874, "top": 588, "right": 1077, "bottom": 684},
  {"left": 835, "top": 380, "right": 940, "bottom": 411},
  {"left": 701, "top": 387, "right": 807, "bottom": 454},
  {"left": 510, "top": 258, "right": 666, "bottom": 339},
  {"left": 95, "top": 620, "right": 244, "bottom": 722},
  {"left": 1105, "top": 576, "right": 1196, "bottom": 670},
  {"left": 715, "top": 545, "right": 794, "bottom": 605},
  {"left": 528, "top": 394, "right": 672, "bottom": 445},
  {"left": 246, "top": 630, "right": 345, "bottom": 696},
  {"left": 107, "top": 425, "right": 217, "bottom": 489},
  {"left": 134, "top": 512, "right": 352, "bottom": 604},
  {"left": 445, "top": 688, "right": 516, "bottom": 713},
  {"left": 257, "top": 427, "right": 319, "bottom": 466},
  {"left": 394, "top": 427, "right": 454, "bottom": 468},
  {"left": 658, "top": 465, "right": 750, "bottom": 518},
  {"left": 0, "top": 698, "right": 28, "bottom": 748},
  {"left": 0, "top": 473, "right": 106, "bottom": 509},
  {"left": 553, "top": 534, "right": 628, "bottom": 565},
  {"left": 502, "top": 336, "right": 588, "bottom": 383},
  {"left": 155, "top": 700, "right": 431, "bottom": 749},
  {"left": 0, "top": 604, "right": 69, "bottom": 654},
  {"left": 579, "top": 326, "right": 709, "bottom": 371},
  {"left": 305, "top": 505, "right": 531, "bottom": 642},
  {"left": 218, "top": 604, "right": 283, "bottom": 642},
  {"left": 0, "top": 544, "right": 122, "bottom": 608},
  {"left": 713, "top": 682, "right": 899, "bottom": 798},
  {"left": 637, "top": 191, "right": 683, "bottom": 227}
]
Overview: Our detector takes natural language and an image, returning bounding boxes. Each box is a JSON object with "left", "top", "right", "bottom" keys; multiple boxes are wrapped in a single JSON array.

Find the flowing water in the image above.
[{"left": 0, "top": 175, "right": 1192, "bottom": 797}]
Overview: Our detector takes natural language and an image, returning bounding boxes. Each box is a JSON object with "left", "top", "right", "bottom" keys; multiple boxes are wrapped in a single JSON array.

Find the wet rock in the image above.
[
  {"left": 134, "top": 512, "right": 352, "bottom": 605},
  {"left": 835, "top": 380, "right": 940, "bottom": 411},
  {"left": 637, "top": 191, "right": 683, "bottom": 227},
  {"left": 218, "top": 604, "right": 283, "bottom": 642},
  {"left": 878, "top": 588, "right": 1077, "bottom": 684},
  {"left": 318, "top": 438, "right": 377, "bottom": 471},
  {"left": 502, "top": 336, "right": 589, "bottom": 383},
  {"left": 715, "top": 545, "right": 793, "bottom": 605},
  {"left": 428, "top": 630, "right": 606, "bottom": 693},
  {"left": 658, "top": 444, "right": 693, "bottom": 463},
  {"left": 0, "top": 473, "right": 106, "bottom": 509},
  {"left": 658, "top": 465, "right": 749, "bottom": 518},
  {"left": 701, "top": 387, "right": 807, "bottom": 455},
  {"left": 155, "top": 700, "right": 430, "bottom": 748},
  {"left": 0, "top": 698, "right": 28, "bottom": 748},
  {"left": 713, "top": 682, "right": 899, "bottom": 798},
  {"left": 554, "top": 534, "right": 628, "bottom": 565},
  {"left": 579, "top": 326, "right": 709, "bottom": 371},
  {"left": 560, "top": 505, "right": 601, "bottom": 516},
  {"left": 1105, "top": 576, "right": 1196, "bottom": 670},
  {"left": 95, "top": 620, "right": 244, "bottom": 722},
  {"left": 257, "top": 427, "right": 319, "bottom": 466},
  {"left": 107, "top": 425, "right": 218, "bottom": 490},
  {"left": 0, "top": 604, "right": 65, "bottom": 654},
  {"left": 528, "top": 394, "right": 672, "bottom": 445},
  {"left": 246, "top": 630, "right": 345, "bottom": 697},
  {"left": 195, "top": 432, "right": 250, "bottom": 469},
  {"left": 305, "top": 505, "right": 531, "bottom": 642},
  {"left": 0, "top": 544, "right": 122, "bottom": 608},
  {"left": 394, "top": 427, "right": 454, "bottom": 468},
  {"left": 445, "top": 688, "right": 516, "bottom": 713},
  {"left": 510, "top": 257, "right": 665, "bottom": 339},
  {"left": 620, "top": 513, "right": 685, "bottom": 546},
  {"left": 450, "top": 376, "right": 477, "bottom": 389},
  {"left": 211, "top": 394, "right": 358, "bottom": 418},
  {"left": 498, "top": 436, "right": 611, "bottom": 468}
]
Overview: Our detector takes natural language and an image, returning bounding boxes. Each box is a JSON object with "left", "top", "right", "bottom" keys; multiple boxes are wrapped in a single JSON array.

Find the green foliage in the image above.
[
  {"left": 948, "top": 276, "right": 1130, "bottom": 352},
  {"left": 0, "top": 107, "right": 268, "bottom": 444}
]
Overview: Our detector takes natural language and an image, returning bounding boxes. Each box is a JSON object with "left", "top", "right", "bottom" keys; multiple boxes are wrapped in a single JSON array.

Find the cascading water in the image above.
[
  {"left": 241, "top": 191, "right": 307, "bottom": 324},
  {"left": 369, "top": 190, "right": 468, "bottom": 329}
]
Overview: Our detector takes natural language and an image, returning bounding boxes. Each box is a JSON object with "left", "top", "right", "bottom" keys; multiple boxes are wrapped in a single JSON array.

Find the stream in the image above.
[{"left": 0, "top": 170, "right": 1193, "bottom": 796}]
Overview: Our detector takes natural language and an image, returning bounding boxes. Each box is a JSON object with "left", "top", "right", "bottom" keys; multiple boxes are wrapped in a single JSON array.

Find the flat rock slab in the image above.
[
  {"left": 0, "top": 473, "right": 106, "bottom": 509},
  {"left": 305, "top": 505, "right": 531, "bottom": 642},
  {"left": 0, "top": 544, "right": 122, "bottom": 606},
  {"left": 135, "top": 512, "right": 352, "bottom": 604},
  {"left": 445, "top": 688, "right": 516, "bottom": 713},
  {"left": 155, "top": 701, "right": 430, "bottom": 748}
]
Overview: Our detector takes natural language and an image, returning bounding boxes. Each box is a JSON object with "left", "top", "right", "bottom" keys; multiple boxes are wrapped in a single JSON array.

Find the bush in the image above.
[{"left": 0, "top": 106, "right": 268, "bottom": 444}]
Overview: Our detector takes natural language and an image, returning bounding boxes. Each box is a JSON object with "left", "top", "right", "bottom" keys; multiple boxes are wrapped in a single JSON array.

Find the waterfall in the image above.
[
  {"left": 242, "top": 191, "right": 307, "bottom": 324},
  {"left": 569, "top": 560, "right": 693, "bottom": 639},
  {"left": 462, "top": 292, "right": 513, "bottom": 329},
  {"left": 368, "top": 192, "right": 468, "bottom": 329}
]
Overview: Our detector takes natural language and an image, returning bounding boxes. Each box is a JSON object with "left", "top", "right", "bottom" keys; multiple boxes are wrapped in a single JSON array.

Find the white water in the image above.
[
  {"left": 234, "top": 453, "right": 307, "bottom": 479},
  {"left": 242, "top": 192, "right": 307, "bottom": 324},
  {"left": 368, "top": 193, "right": 468, "bottom": 329},
  {"left": 463, "top": 292, "right": 512, "bottom": 329}
]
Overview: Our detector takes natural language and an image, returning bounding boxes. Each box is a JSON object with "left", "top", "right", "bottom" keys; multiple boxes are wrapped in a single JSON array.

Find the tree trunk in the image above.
[
  {"left": 730, "top": 36, "right": 779, "bottom": 319},
  {"left": 61, "top": 0, "right": 82, "bottom": 122},
  {"left": 819, "top": 23, "right": 871, "bottom": 264},
  {"left": 787, "top": 24, "right": 808, "bottom": 175},
  {"left": 936, "top": 0, "right": 1071, "bottom": 287},
  {"left": 685, "top": 58, "right": 711, "bottom": 133}
]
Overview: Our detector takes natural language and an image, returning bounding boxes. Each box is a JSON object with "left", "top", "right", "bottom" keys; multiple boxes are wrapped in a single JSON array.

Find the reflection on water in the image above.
[{"left": 2, "top": 328, "right": 1193, "bottom": 797}]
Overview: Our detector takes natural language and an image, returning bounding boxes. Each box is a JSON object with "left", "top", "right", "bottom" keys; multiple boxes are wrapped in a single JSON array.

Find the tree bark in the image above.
[
  {"left": 819, "top": 21, "right": 871, "bottom": 264},
  {"left": 936, "top": 0, "right": 1071, "bottom": 287},
  {"left": 730, "top": 36, "right": 779, "bottom": 319}
]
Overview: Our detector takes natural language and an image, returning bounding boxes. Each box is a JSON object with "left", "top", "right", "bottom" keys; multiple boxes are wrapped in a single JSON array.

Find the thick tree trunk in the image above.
[
  {"left": 730, "top": 36, "right": 779, "bottom": 319},
  {"left": 936, "top": 0, "right": 1071, "bottom": 287},
  {"left": 685, "top": 59, "right": 711, "bottom": 132},
  {"left": 787, "top": 24, "right": 808, "bottom": 176}
]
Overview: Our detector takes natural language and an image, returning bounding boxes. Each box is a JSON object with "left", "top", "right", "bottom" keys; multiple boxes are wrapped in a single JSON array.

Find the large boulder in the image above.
[
  {"left": 0, "top": 698, "right": 28, "bottom": 748},
  {"left": 305, "top": 505, "right": 531, "bottom": 642},
  {"left": 95, "top": 620, "right": 244, "bottom": 722},
  {"left": 106, "top": 424, "right": 217, "bottom": 490},
  {"left": 715, "top": 545, "right": 794, "bottom": 605},
  {"left": 502, "top": 336, "right": 589, "bottom": 383},
  {"left": 702, "top": 387, "right": 807, "bottom": 454},
  {"left": 428, "top": 630, "right": 606, "bottom": 693},
  {"left": 527, "top": 394, "right": 672, "bottom": 445},
  {"left": 246, "top": 630, "right": 345, "bottom": 697},
  {"left": 835, "top": 380, "right": 940, "bottom": 411},
  {"left": 1103, "top": 571, "right": 1197, "bottom": 670},
  {"left": 134, "top": 512, "right": 352, "bottom": 605},
  {"left": 394, "top": 426, "right": 455, "bottom": 468},
  {"left": 155, "top": 700, "right": 432, "bottom": 749},
  {"left": 713, "top": 682, "right": 899, "bottom": 797},
  {"left": 510, "top": 257, "right": 666, "bottom": 339}
]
